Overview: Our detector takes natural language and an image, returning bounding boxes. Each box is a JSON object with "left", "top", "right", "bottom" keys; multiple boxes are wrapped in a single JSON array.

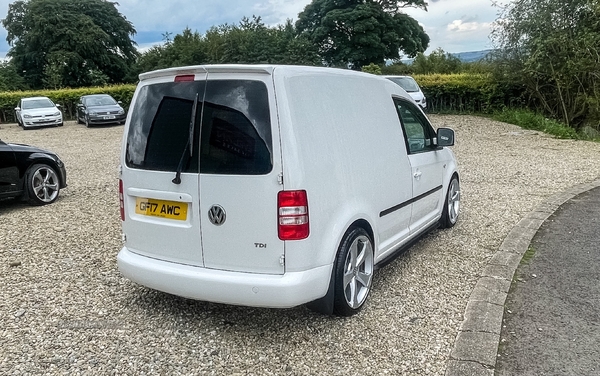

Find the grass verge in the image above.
[{"left": 492, "top": 109, "right": 581, "bottom": 139}]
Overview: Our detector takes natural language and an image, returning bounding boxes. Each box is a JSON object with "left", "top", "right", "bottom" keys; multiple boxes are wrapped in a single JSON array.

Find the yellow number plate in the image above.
[{"left": 135, "top": 198, "right": 188, "bottom": 221}]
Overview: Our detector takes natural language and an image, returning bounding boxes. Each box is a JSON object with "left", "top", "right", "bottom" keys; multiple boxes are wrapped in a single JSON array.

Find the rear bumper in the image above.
[{"left": 117, "top": 247, "right": 332, "bottom": 308}]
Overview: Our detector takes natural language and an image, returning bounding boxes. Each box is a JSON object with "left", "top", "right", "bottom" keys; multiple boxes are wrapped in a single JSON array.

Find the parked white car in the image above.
[
  {"left": 15, "top": 96, "right": 63, "bottom": 128},
  {"left": 117, "top": 65, "right": 459, "bottom": 316},
  {"left": 384, "top": 75, "right": 427, "bottom": 109}
]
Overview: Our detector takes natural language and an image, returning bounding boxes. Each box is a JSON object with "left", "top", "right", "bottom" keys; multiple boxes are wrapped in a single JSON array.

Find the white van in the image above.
[{"left": 117, "top": 65, "right": 460, "bottom": 316}]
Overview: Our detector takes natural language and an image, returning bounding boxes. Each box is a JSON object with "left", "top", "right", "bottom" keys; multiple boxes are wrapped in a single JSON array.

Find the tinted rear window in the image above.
[{"left": 125, "top": 79, "right": 272, "bottom": 175}]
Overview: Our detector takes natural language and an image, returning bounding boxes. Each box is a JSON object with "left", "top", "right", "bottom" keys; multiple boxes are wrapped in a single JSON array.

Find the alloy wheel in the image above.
[
  {"left": 342, "top": 234, "right": 374, "bottom": 309},
  {"left": 31, "top": 167, "right": 59, "bottom": 203}
]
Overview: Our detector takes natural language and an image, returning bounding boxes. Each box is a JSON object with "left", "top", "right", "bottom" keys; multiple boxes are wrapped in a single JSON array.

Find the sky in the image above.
[{"left": 0, "top": 0, "right": 502, "bottom": 59}]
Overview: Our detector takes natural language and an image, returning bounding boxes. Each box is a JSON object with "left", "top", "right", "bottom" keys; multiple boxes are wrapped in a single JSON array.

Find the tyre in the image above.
[
  {"left": 439, "top": 175, "right": 460, "bottom": 228},
  {"left": 25, "top": 164, "right": 61, "bottom": 205},
  {"left": 76, "top": 114, "right": 83, "bottom": 124},
  {"left": 333, "top": 227, "right": 374, "bottom": 316},
  {"left": 85, "top": 116, "right": 90, "bottom": 128}
]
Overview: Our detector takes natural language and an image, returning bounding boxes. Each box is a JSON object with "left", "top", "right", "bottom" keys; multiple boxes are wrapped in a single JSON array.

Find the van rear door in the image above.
[
  {"left": 198, "top": 74, "right": 284, "bottom": 274},
  {"left": 122, "top": 73, "right": 207, "bottom": 267},
  {"left": 123, "top": 70, "right": 284, "bottom": 275}
]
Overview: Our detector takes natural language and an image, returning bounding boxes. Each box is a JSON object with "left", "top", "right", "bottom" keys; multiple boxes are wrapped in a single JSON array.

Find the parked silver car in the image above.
[
  {"left": 384, "top": 75, "right": 427, "bottom": 109},
  {"left": 15, "top": 96, "right": 63, "bottom": 128}
]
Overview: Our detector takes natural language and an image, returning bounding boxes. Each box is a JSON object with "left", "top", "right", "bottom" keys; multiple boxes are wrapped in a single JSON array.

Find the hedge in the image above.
[
  {"left": 413, "top": 73, "right": 526, "bottom": 113},
  {"left": 0, "top": 73, "right": 527, "bottom": 123},
  {"left": 0, "top": 85, "right": 136, "bottom": 123}
]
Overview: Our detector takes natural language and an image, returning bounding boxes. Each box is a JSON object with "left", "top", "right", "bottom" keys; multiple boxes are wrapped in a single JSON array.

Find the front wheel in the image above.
[
  {"left": 440, "top": 175, "right": 460, "bottom": 228},
  {"left": 333, "top": 227, "right": 374, "bottom": 316},
  {"left": 25, "top": 164, "right": 61, "bottom": 205}
]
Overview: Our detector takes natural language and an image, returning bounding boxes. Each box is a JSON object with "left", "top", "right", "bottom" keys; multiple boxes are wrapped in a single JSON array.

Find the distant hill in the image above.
[
  {"left": 399, "top": 49, "right": 495, "bottom": 65},
  {"left": 450, "top": 49, "right": 495, "bottom": 63}
]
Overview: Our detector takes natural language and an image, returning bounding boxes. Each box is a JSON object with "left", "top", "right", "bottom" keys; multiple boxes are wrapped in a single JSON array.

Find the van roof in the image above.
[{"left": 138, "top": 64, "right": 382, "bottom": 82}]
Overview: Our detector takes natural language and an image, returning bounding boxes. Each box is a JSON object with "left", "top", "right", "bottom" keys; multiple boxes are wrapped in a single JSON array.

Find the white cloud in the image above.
[
  {"left": 403, "top": 0, "right": 498, "bottom": 53},
  {"left": 447, "top": 19, "right": 492, "bottom": 32}
]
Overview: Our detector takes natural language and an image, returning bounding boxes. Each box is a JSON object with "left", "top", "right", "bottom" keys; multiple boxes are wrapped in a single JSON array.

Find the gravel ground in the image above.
[{"left": 1, "top": 116, "right": 600, "bottom": 375}]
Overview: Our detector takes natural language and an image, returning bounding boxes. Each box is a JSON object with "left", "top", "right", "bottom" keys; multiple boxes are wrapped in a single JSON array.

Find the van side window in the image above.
[
  {"left": 125, "top": 80, "right": 273, "bottom": 175},
  {"left": 393, "top": 98, "right": 436, "bottom": 154}
]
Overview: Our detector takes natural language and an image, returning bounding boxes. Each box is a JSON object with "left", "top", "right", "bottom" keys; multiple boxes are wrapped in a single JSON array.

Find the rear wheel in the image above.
[
  {"left": 333, "top": 227, "right": 374, "bottom": 316},
  {"left": 25, "top": 164, "right": 61, "bottom": 205},
  {"left": 440, "top": 175, "right": 460, "bottom": 228}
]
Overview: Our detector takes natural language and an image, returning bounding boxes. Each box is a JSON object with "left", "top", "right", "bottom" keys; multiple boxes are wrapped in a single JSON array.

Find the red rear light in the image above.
[
  {"left": 119, "top": 179, "right": 125, "bottom": 221},
  {"left": 278, "top": 190, "right": 309, "bottom": 240},
  {"left": 174, "top": 74, "right": 195, "bottom": 82}
]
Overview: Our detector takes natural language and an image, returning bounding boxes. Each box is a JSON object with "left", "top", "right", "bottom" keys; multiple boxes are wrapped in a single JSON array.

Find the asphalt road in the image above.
[{"left": 496, "top": 186, "right": 600, "bottom": 375}]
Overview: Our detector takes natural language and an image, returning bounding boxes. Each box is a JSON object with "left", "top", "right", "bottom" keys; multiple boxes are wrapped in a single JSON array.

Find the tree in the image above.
[
  {"left": 361, "top": 63, "right": 382, "bottom": 74},
  {"left": 135, "top": 16, "right": 321, "bottom": 74},
  {"left": 296, "top": 0, "right": 429, "bottom": 69},
  {"left": 0, "top": 62, "right": 28, "bottom": 91},
  {"left": 411, "top": 48, "right": 462, "bottom": 75},
  {"left": 380, "top": 60, "right": 412, "bottom": 75},
  {"left": 492, "top": 0, "right": 600, "bottom": 128},
  {"left": 134, "top": 28, "right": 207, "bottom": 74},
  {"left": 211, "top": 16, "right": 321, "bottom": 66},
  {"left": 2, "top": 0, "right": 138, "bottom": 89}
]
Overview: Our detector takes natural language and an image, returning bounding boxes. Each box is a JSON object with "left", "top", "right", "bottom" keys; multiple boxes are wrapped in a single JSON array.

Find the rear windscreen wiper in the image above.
[{"left": 172, "top": 93, "right": 199, "bottom": 184}]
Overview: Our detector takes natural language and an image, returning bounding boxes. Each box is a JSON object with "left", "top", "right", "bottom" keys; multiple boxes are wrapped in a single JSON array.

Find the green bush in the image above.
[
  {"left": 0, "top": 85, "right": 136, "bottom": 123},
  {"left": 361, "top": 63, "right": 382, "bottom": 75},
  {"left": 413, "top": 73, "right": 525, "bottom": 113}
]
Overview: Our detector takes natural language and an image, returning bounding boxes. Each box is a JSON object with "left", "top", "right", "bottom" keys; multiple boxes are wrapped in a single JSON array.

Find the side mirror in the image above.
[
  {"left": 14, "top": 107, "right": 20, "bottom": 111},
  {"left": 437, "top": 128, "right": 455, "bottom": 147},
  {"left": 117, "top": 101, "right": 123, "bottom": 104},
  {"left": 55, "top": 104, "right": 61, "bottom": 108}
]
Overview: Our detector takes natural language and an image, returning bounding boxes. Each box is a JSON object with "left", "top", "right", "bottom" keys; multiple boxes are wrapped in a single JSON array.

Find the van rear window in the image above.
[{"left": 125, "top": 79, "right": 272, "bottom": 175}]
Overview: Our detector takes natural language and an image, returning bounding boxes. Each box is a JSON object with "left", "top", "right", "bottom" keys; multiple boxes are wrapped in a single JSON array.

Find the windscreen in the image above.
[
  {"left": 387, "top": 77, "right": 420, "bottom": 93},
  {"left": 86, "top": 95, "right": 117, "bottom": 106},
  {"left": 125, "top": 79, "right": 272, "bottom": 175},
  {"left": 22, "top": 98, "right": 55, "bottom": 109}
]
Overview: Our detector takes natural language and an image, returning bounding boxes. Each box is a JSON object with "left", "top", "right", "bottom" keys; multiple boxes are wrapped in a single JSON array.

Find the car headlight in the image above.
[
  {"left": 89, "top": 111, "right": 97, "bottom": 116},
  {"left": 23, "top": 114, "right": 32, "bottom": 118},
  {"left": 53, "top": 111, "right": 60, "bottom": 116},
  {"left": 117, "top": 109, "right": 125, "bottom": 115}
]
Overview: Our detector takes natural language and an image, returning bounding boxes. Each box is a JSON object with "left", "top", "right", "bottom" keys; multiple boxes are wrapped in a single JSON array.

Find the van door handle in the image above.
[{"left": 413, "top": 171, "right": 422, "bottom": 179}]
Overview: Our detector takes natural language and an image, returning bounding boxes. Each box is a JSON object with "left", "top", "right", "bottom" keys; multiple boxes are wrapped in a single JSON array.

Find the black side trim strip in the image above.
[{"left": 379, "top": 185, "right": 443, "bottom": 217}]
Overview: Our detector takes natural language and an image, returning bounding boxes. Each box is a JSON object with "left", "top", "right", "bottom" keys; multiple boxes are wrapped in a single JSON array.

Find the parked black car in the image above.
[
  {"left": 0, "top": 138, "right": 67, "bottom": 205},
  {"left": 76, "top": 94, "right": 126, "bottom": 127}
]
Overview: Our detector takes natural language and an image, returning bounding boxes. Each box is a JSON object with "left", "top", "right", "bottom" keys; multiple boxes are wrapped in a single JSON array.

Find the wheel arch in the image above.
[
  {"left": 19, "top": 155, "right": 63, "bottom": 190},
  {"left": 347, "top": 219, "right": 374, "bottom": 246}
]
